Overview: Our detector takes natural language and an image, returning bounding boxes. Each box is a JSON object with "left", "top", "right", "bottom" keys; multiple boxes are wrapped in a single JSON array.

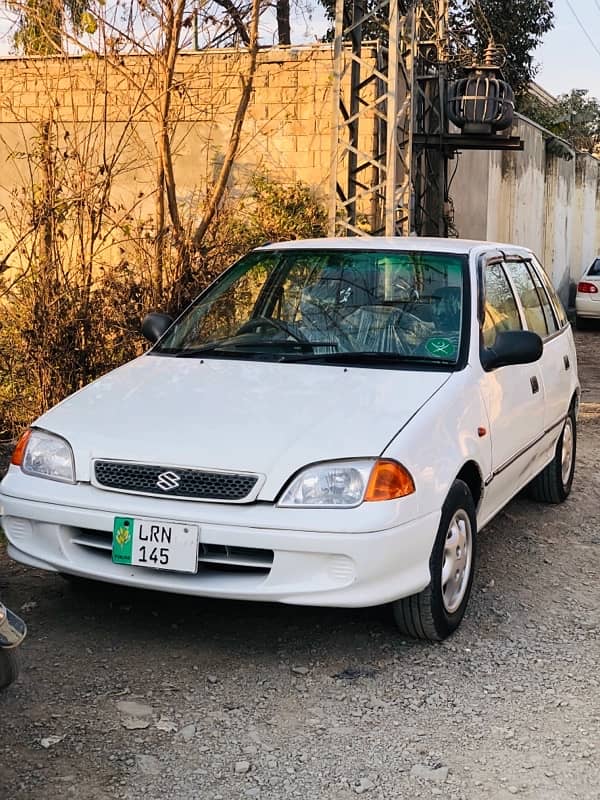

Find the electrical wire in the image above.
[
  {"left": 444, "top": 151, "right": 461, "bottom": 238},
  {"left": 565, "top": 0, "right": 600, "bottom": 60}
]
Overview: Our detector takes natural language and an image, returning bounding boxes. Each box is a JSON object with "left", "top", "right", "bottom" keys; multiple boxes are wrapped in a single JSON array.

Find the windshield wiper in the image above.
[
  {"left": 173, "top": 339, "right": 338, "bottom": 357},
  {"left": 277, "top": 351, "right": 454, "bottom": 366}
]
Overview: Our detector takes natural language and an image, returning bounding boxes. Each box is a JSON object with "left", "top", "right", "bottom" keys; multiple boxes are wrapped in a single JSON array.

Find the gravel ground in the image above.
[{"left": 1, "top": 327, "right": 599, "bottom": 800}]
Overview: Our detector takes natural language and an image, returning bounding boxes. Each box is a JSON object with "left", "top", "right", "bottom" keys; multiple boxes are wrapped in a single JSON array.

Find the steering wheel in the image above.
[{"left": 236, "top": 316, "right": 310, "bottom": 343}]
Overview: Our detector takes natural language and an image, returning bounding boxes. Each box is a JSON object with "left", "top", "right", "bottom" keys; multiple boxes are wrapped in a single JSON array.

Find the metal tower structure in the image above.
[
  {"left": 411, "top": 0, "right": 449, "bottom": 236},
  {"left": 328, "top": 0, "right": 522, "bottom": 238},
  {"left": 328, "top": 0, "right": 449, "bottom": 237}
]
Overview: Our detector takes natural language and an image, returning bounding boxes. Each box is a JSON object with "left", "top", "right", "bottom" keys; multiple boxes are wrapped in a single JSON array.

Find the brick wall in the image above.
[{"left": 0, "top": 45, "right": 353, "bottom": 207}]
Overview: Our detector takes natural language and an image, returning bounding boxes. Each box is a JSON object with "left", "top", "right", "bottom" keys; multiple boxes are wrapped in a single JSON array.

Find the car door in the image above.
[
  {"left": 477, "top": 256, "right": 546, "bottom": 524},
  {"left": 503, "top": 256, "right": 574, "bottom": 436}
]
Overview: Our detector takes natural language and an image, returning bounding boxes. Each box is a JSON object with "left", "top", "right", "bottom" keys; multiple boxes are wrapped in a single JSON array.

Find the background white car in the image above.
[
  {"left": 0, "top": 238, "right": 579, "bottom": 640},
  {"left": 575, "top": 257, "right": 600, "bottom": 328}
]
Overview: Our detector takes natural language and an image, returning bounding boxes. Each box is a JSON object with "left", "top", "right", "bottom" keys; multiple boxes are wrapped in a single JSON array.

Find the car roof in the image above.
[{"left": 256, "top": 236, "right": 533, "bottom": 258}]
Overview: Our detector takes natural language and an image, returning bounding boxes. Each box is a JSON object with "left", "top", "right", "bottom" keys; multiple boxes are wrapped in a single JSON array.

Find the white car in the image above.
[
  {"left": 0, "top": 238, "right": 579, "bottom": 640},
  {"left": 575, "top": 257, "right": 600, "bottom": 327}
]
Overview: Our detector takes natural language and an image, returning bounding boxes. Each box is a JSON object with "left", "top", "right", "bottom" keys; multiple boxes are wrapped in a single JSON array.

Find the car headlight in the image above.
[
  {"left": 278, "top": 459, "right": 414, "bottom": 508},
  {"left": 11, "top": 428, "right": 75, "bottom": 484}
]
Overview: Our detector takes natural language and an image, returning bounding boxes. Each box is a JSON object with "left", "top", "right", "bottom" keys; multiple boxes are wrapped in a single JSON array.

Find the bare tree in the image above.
[
  {"left": 4, "top": 0, "right": 266, "bottom": 304},
  {"left": 0, "top": 0, "right": 273, "bottom": 430}
]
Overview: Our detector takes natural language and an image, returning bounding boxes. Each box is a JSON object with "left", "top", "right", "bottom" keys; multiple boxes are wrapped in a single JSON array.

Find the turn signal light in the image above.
[
  {"left": 364, "top": 459, "right": 415, "bottom": 502},
  {"left": 11, "top": 429, "right": 32, "bottom": 466},
  {"left": 577, "top": 281, "right": 598, "bottom": 294}
]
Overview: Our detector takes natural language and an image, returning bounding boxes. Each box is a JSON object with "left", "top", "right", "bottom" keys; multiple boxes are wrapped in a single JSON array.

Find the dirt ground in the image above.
[{"left": 0, "top": 327, "right": 599, "bottom": 800}]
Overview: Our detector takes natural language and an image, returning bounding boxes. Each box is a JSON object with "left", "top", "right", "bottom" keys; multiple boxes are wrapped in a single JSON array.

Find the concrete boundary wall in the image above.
[
  {"left": 0, "top": 47, "right": 343, "bottom": 213},
  {"left": 452, "top": 116, "right": 600, "bottom": 303}
]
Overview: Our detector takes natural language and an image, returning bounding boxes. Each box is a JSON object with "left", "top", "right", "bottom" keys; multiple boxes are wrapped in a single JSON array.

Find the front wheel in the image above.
[
  {"left": 0, "top": 648, "right": 20, "bottom": 690},
  {"left": 528, "top": 409, "right": 576, "bottom": 504},
  {"left": 392, "top": 480, "right": 477, "bottom": 641}
]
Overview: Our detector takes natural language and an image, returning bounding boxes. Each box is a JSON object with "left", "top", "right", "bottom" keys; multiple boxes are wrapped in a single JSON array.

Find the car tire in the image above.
[
  {"left": 575, "top": 315, "right": 590, "bottom": 330},
  {"left": 0, "top": 648, "right": 20, "bottom": 690},
  {"left": 528, "top": 408, "right": 576, "bottom": 504},
  {"left": 392, "top": 480, "right": 477, "bottom": 642}
]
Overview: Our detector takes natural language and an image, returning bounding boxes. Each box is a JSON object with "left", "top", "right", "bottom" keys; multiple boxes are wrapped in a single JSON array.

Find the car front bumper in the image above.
[{"left": 0, "top": 469, "right": 439, "bottom": 609}]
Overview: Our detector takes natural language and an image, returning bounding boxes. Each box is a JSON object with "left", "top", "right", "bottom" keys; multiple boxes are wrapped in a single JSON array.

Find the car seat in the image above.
[{"left": 299, "top": 265, "right": 376, "bottom": 347}]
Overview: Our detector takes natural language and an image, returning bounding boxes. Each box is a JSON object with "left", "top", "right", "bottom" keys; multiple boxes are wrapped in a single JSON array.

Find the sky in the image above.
[{"left": 536, "top": 0, "right": 600, "bottom": 100}]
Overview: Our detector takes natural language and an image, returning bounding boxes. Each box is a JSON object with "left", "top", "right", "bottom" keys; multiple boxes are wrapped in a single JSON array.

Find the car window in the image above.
[
  {"left": 524, "top": 261, "right": 558, "bottom": 334},
  {"left": 503, "top": 260, "right": 548, "bottom": 338},
  {"left": 588, "top": 258, "right": 600, "bottom": 276},
  {"left": 530, "top": 256, "right": 568, "bottom": 328},
  {"left": 481, "top": 262, "right": 522, "bottom": 348}
]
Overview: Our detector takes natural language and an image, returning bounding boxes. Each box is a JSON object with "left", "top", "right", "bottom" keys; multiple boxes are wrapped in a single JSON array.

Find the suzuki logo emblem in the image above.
[{"left": 156, "top": 471, "right": 181, "bottom": 491}]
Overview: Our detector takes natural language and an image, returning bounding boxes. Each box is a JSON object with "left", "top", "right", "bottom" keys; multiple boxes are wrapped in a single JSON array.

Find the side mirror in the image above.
[
  {"left": 481, "top": 330, "right": 543, "bottom": 371},
  {"left": 141, "top": 312, "right": 174, "bottom": 344}
]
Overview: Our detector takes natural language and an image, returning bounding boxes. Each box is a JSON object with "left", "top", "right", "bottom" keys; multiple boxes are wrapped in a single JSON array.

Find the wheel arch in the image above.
[{"left": 454, "top": 460, "right": 484, "bottom": 511}]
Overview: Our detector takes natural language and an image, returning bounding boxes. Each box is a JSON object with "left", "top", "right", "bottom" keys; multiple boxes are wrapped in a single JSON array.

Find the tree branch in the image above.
[
  {"left": 212, "top": 0, "right": 251, "bottom": 45},
  {"left": 193, "top": 0, "right": 261, "bottom": 247}
]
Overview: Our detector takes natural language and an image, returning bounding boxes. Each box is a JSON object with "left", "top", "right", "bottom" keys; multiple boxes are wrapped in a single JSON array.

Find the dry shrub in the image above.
[{"left": 0, "top": 174, "right": 327, "bottom": 436}]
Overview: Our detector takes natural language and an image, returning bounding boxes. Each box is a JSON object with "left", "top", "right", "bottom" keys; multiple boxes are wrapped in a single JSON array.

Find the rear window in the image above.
[{"left": 588, "top": 258, "right": 600, "bottom": 276}]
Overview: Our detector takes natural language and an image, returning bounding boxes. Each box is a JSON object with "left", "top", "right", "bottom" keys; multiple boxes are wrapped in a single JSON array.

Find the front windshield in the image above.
[{"left": 155, "top": 248, "right": 467, "bottom": 366}]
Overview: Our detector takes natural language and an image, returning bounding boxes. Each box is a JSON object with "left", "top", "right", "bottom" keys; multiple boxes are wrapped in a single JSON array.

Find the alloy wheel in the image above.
[
  {"left": 561, "top": 417, "right": 574, "bottom": 486},
  {"left": 441, "top": 509, "right": 473, "bottom": 614}
]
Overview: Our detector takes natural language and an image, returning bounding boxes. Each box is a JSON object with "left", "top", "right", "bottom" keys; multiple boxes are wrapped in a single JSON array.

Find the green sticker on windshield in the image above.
[{"left": 425, "top": 337, "right": 455, "bottom": 358}]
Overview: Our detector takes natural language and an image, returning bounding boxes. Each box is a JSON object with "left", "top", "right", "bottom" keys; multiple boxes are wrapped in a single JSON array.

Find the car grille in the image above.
[
  {"left": 94, "top": 460, "right": 259, "bottom": 503},
  {"left": 71, "top": 529, "right": 274, "bottom": 574}
]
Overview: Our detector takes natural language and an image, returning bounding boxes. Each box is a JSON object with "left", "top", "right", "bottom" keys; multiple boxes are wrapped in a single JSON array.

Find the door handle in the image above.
[
  {"left": 530, "top": 376, "right": 540, "bottom": 394},
  {"left": 564, "top": 355, "right": 570, "bottom": 371}
]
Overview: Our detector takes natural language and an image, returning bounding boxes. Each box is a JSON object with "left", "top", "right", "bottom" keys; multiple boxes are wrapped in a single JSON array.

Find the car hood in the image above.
[{"left": 35, "top": 355, "right": 452, "bottom": 500}]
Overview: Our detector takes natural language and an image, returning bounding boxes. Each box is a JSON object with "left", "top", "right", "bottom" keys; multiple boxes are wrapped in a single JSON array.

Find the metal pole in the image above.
[
  {"left": 384, "top": 0, "right": 401, "bottom": 236},
  {"left": 328, "top": 0, "right": 346, "bottom": 235},
  {"left": 347, "top": 0, "right": 363, "bottom": 231},
  {"left": 410, "top": 0, "right": 450, "bottom": 235}
]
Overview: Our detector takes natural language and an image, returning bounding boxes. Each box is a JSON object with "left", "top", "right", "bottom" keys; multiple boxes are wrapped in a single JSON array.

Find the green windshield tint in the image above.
[{"left": 157, "top": 249, "right": 467, "bottom": 364}]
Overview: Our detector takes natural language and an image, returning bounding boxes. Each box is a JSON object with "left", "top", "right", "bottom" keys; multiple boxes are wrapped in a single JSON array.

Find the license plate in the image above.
[{"left": 112, "top": 517, "right": 199, "bottom": 573}]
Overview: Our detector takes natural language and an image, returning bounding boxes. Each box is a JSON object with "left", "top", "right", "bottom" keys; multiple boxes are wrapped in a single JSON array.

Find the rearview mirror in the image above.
[
  {"left": 481, "top": 330, "right": 543, "bottom": 371},
  {"left": 141, "top": 312, "right": 174, "bottom": 344}
]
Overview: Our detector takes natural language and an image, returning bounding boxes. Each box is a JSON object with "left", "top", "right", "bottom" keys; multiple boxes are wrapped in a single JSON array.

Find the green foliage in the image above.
[
  {"left": 319, "top": 0, "right": 412, "bottom": 41},
  {"left": 520, "top": 89, "right": 600, "bottom": 153},
  {"left": 318, "top": 0, "right": 553, "bottom": 99},
  {"left": 79, "top": 10, "right": 97, "bottom": 34},
  {"left": 517, "top": 94, "right": 557, "bottom": 131},
  {"left": 247, "top": 175, "right": 328, "bottom": 243},
  {"left": 11, "top": 0, "right": 92, "bottom": 54},
  {"left": 450, "top": 0, "right": 554, "bottom": 98},
  {"left": 163, "top": 175, "right": 328, "bottom": 317}
]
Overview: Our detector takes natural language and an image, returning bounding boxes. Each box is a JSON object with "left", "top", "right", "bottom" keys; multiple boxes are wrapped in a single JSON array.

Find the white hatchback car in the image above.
[
  {"left": 0, "top": 238, "right": 578, "bottom": 640},
  {"left": 575, "top": 257, "right": 600, "bottom": 327}
]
